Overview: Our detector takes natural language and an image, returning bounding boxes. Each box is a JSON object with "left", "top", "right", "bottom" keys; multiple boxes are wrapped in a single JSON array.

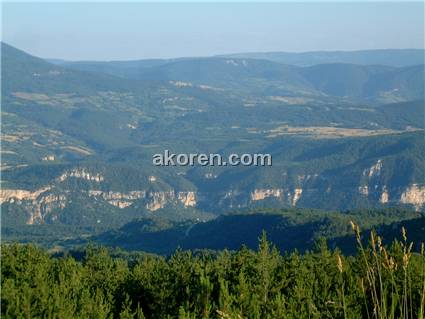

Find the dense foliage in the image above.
[
  {"left": 94, "top": 208, "right": 423, "bottom": 255},
  {"left": 3, "top": 207, "right": 422, "bottom": 254},
  {"left": 2, "top": 227, "right": 424, "bottom": 318},
  {"left": 2, "top": 43, "right": 425, "bottom": 232}
]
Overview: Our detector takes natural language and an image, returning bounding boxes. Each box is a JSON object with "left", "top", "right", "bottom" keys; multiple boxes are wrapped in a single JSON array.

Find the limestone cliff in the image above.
[
  {"left": 250, "top": 187, "right": 303, "bottom": 207},
  {"left": 58, "top": 168, "right": 104, "bottom": 182},
  {"left": 0, "top": 187, "right": 66, "bottom": 224},
  {"left": 250, "top": 189, "right": 283, "bottom": 201},
  {"left": 178, "top": 191, "right": 197, "bottom": 207},
  {"left": 400, "top": 184, "right": 425, "bottom": 211},
  {"left": 363, "top": 159, "right": 383, "bottom": 178}
]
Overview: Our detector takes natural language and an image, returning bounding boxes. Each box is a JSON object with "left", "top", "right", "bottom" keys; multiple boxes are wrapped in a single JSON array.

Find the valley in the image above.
[
  {"left": 1, "top": 42, "right": 424, "bottom": 251},
  {"left": 3, "top": 3, "right": 425, "bottom": 318}
]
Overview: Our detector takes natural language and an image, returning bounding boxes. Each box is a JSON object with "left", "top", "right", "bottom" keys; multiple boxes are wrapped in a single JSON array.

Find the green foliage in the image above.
[
  {"left": 2, "top": 228, "right": 425, "bottom": 318},
  {"left": 2, "top": 42, "right": 425, "bottom": 237},
  {"left": 93, "top": 208, "right": 423, "bottom": 255}
]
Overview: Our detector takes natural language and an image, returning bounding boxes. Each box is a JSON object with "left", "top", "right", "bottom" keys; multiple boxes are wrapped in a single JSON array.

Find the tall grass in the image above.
[{"left": 347, "top": 222, "right": 425, "bottom": 319}]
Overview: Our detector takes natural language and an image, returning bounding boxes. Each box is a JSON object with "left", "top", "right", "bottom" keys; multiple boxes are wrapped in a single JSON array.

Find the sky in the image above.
[{"left": 2, "top": 2, "right": 424, "bottom": 61}]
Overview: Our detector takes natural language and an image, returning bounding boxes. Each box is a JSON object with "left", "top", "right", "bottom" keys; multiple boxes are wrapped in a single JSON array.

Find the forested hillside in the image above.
[
  {"left": 2, "top": 225, "right": 425, "bottom": 318},
  {"left": 93, "top": 208, "right": 423, "bottom": 255},
  {"left": 1, "top": 42, "right": 425, "bottom": 247},
  {"left": 2, "top": 4, "right": 425, "bottom": 319}
]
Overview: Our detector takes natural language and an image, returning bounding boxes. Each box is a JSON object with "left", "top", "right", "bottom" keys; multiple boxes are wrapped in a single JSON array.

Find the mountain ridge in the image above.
[{"left": 1, "top": 42, "right": 424, "bottom": 248}]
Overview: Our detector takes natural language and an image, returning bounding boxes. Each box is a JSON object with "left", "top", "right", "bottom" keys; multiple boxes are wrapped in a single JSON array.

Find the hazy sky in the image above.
[{"left": 2, "top": 2, "right": 424, "bottom": 61}]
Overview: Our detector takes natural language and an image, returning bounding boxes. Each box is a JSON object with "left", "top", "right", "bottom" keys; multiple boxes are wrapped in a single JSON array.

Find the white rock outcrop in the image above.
[
  {"left": 292, "top": 188, "right": 303, "bottom": 206},
  {"left": 178, "top": 191, "right": 197, "bottom": 207},
  {"left": 0, "top": 187, "right": 66, "bottom": 225},
  {"left": 380, "top": 187, "right": 389, "bottom": 204},
  {"left": 250, "top": 189, "right": 283, "bottom": 201},
  {"left": 400, "top": 184, "right": 425, "bottom": 211},
  {"left": 358, "top": 185, "right": 369, "bottom": 196},
  {"left": 363, "top": 159, "right": 383, "bottom": 178},
  {"left": 59, "top": 168, "right": 104, "bottom": 182}
]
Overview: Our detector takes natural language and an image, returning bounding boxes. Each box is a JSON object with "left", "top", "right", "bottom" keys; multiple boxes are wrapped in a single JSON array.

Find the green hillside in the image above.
[
  {"left": 1, "top": 43, "right": 424, "bottom": 247},
  {"left": 90, "top": 208, "right": 423, "bottom": 255}
]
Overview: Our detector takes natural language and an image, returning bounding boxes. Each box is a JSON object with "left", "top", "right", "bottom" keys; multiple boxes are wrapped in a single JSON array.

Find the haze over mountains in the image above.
[
  {"left": 1, "top": 42, "right": 424, "bottom": 252},
  {"left": 222, "top": 49, "right": 425, "bottom": 67},
  {"left": 52, "top": 48, "right": 425, "bottom": 68},
  {"left": 51, "top": 48, "right": 425, "bottom": 103}
]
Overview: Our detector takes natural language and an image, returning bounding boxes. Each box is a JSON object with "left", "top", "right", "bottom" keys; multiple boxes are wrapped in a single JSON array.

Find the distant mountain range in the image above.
[
  {"left": 50, "top": 48, "right": 425, "bottom": 68},
  {"left": 221, "top": 49, "right": 425, "bottom": 67},
  {"left": 1, "top": 42, "right": 424, "bottom": 249},
  {"left": 49, "top": 47, "right": 425, "bottom": 102}
]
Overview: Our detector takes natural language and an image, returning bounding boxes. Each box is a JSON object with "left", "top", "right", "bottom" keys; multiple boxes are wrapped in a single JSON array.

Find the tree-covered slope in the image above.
[
  {"left": 3, "top": 229, "right": 425, "bottom": 318},
  {"left": 50, "top": 55, "right": 425, "bottom": 102},
  {"left": 1, "top": 43, "right": 424, "bottom": 245},
  {"left": 92, "top": 208, "right": 423, "bottom": 255}
]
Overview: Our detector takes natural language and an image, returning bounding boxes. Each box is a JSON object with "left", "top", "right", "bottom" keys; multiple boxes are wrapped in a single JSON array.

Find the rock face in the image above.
[
  {"left": 145, "top": 191, "right": 175, "bottom": 211},
  {"left": 88, "top": 190, "right": 146, "bottom": 208},
  {"left": 358, "top": 186, "right": 369, "bottom": 196},
  {"left": 250, "top": 189, "right": 283, "bottom": 201},
  {"left": 178, "top": 191, "right": 197, "bottom": 207},
  {"left": 380, "top": 187, "right": 389, "bottom": 204},
  {"left": 2, "top": 164, "right": 424, "bottom": 226},
  {"left": 0, "top": 187, "right": 51, "bottom": 204},
  {"left": 292, "top": 188, "right": 303, "bottom": 206},
  {"left": 400, "top": 184, "right": 425, "bottom": 211},
  {"left": 59, "top": 168, "right": 104, "bottom": 182},
  {"left": 359, "top": 161, "right": 390, "bottom": 205},
  {"left": 42, "top": 155, "right": 55, "bottom": 161},
  {"left": 250, "top": 188, "right": 303, "bottom": 207},
  {"left": 0, "top": 185, "right": 200, "bottom": 223},
  {"left": 87, "top": 189, "right": 197, "bottom": 211},
  {"left": 0, "top": 187, "right": 66, "bottom": 224},
  {"left": 26, "top": 194, "right": 67, "bottom": 225},
  {"left": 145, "top": 191, "right": 198, "bottom": 211},
  {"left": 364, "top": 159, "right": 383, "bottom": 178}
]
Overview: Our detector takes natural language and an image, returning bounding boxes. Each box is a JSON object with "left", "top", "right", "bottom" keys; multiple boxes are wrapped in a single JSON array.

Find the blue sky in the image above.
[{"left": 2, "top": 2, "right": 424, "bottom": 60}]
